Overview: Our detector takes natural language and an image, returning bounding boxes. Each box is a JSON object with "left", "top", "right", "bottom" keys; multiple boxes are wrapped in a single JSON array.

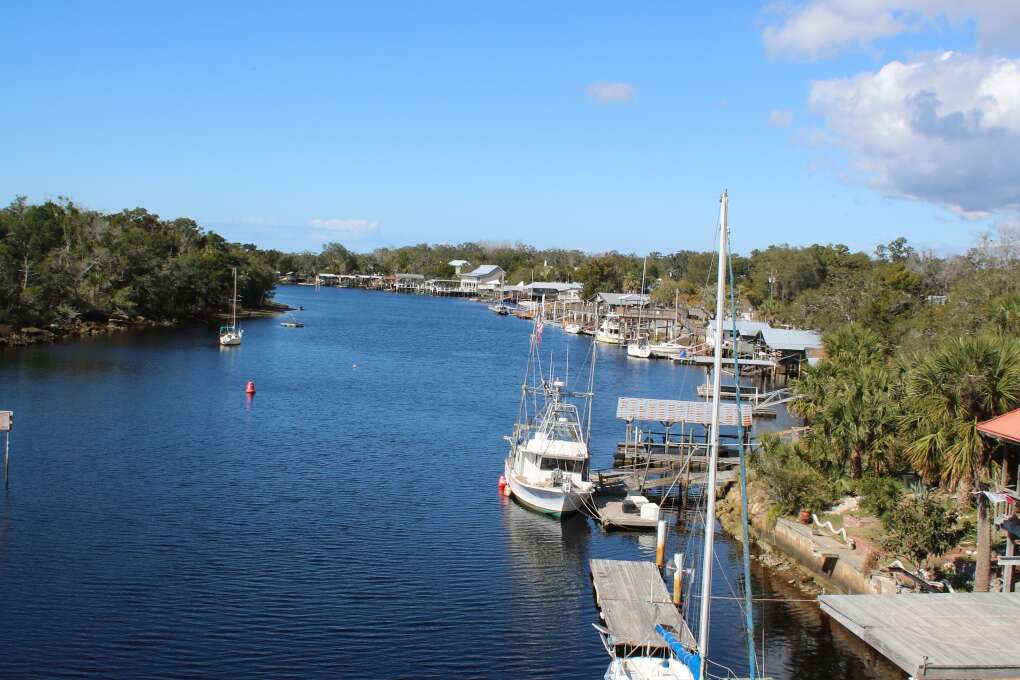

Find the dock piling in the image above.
[
  {"left": 655, "top": 519, "right": 667, "bottom": 567},
  {"left": 673, "top": 553, "right": 684, "bottom": 606}
]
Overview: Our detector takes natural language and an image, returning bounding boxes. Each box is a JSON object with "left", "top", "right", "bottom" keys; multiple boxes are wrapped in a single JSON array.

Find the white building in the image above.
[
  {"left": 449, "top": 259, "right": 470, "bottom": 275},
  {"left": 460, "top": 264, "right": 505, "bottom": 294}
]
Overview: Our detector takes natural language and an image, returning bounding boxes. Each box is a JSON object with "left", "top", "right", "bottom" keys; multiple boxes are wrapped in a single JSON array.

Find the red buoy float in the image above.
[
  {"left": 498, "top": 474, "right": 507, "bottom": 491},
  {"left": 245, "top": 379, "right": 256, "bottom": 395}
]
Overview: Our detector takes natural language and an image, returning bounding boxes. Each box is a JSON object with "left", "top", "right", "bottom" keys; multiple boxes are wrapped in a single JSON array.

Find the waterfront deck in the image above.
[
  {"left": 819, "top": 593, "right": 1020, "bottom": 679},
  {"left": 590, "top": 559, "right": 697, "bottom": 656}
]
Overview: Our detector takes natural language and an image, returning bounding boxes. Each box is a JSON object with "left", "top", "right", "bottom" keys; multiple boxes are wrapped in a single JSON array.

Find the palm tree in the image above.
[
  {"left": 791, "top": 325, "right": 897, "bottom": 480},
  {"left": 900, "top": 334, "right": 1020, "bottom": 590}
]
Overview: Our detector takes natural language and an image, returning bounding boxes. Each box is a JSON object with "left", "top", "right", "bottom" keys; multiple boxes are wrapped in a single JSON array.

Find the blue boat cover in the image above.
[{"left": 655, "top": 624, "right": 701, "bottom": 679}]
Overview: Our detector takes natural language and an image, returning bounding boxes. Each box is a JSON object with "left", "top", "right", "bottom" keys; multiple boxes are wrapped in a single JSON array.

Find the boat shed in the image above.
[
  {"left": 617, "top": 397, "right": 752, "bottom": 427},
  {"left": 758, "top": 327, "right": 824, "bottom": 366},
  {"left": 525, "top": 281, "right": 582, "bottom": 301},
  {"left": 819, "top": 593, "right": 1020, "bottom": 679}
]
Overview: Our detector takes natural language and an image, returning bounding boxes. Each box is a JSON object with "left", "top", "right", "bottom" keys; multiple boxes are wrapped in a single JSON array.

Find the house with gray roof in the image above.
[{"left": 459, "top": 264, "right": 504, "bottom": 294}]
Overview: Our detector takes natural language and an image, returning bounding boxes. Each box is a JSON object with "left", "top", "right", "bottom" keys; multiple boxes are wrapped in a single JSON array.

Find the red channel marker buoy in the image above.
[{"left": 245, "top": 379, "right": 256, "bottom": 395}]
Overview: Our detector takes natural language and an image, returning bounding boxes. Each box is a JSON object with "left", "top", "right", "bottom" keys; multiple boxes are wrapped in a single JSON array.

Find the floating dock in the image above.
[
  {"left": 819, "top": 593, "right": 1020, "bottom": 679},
  {"left": 590, "top": 559, "right": 697, "bottom": 657}
]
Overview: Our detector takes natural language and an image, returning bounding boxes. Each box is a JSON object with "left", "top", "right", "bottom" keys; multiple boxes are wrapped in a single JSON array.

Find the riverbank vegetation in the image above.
[
  {"left": 749, "top": 230, "right": 1020, "bottom": 589},
  {"left": 0, "top": 197, "right": 278, "bottom": 337}
]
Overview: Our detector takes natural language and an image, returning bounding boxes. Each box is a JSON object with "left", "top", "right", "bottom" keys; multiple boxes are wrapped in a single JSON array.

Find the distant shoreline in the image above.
[{"left": 0, "top": 300, "right": 294, "bottom": 350}]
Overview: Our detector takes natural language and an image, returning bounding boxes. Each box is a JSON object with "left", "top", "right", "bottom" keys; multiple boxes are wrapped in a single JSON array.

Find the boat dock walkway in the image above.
[
  {"left": 819, "top": 592, "right": 1020, "bottom": 679},
  {"left": 590, "top": 559, "right": 697, "bottom": 657}
]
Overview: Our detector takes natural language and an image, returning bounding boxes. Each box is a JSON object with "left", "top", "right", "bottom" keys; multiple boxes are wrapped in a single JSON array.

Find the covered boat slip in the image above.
[
  {"left": 818, "top": 593, "right": 1020, "bottom": 679},
  {"left": 590, "top": 559, "right": 697, "bottom": 657}
]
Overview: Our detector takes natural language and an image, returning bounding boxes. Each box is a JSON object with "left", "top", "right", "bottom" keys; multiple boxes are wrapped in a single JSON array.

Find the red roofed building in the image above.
[{"left": 977, "top": 408, "right": 1020, "bottom": 446}]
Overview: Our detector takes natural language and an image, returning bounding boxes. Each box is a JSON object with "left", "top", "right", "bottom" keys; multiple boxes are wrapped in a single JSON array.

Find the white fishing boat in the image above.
[
  {"left": 595, "top": 313, "right": 622, "bottom": 345},
  {"left": 503, "top": 312, "right": 597, "bottom": 518},
  {"left": 219, "top": 267, "right": 244, "bottom": 346},
  {"left": 602, "top": 192, "right": 759, "bottom": 680}
]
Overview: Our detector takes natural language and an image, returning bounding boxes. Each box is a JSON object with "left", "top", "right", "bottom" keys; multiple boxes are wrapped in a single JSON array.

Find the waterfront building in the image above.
[
  {"left": 448, "top": 259, "right": 470, "bottom": 275},
  {"left": 459, "top": 265, "right": 505, "bottom": 295},
  {"left": 392, "top": 273, "right": 424, "bottom": 293}
]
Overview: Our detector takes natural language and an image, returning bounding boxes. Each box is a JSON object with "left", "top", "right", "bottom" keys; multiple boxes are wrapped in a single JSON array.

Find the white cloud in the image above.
[
  {"left": 809, "top": 51, "right": 1020, "bottom": 218},
  {"left": 762, "top": 1, "right": 1020, "bottom": 61},
  {"left": 586, "top": 81, "right": 635, "bottom": 104},
  {"left": 768, "top": 108, "right": 795, "bottom": 127},
  {"left": 309, "top": 217, "right": 380, "bottom": 237}
]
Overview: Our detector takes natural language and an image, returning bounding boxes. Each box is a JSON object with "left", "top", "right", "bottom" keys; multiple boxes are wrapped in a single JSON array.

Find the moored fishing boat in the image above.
[
  {"left": 503, "top": 311, "right": 597, "bottom": 518},
  {"left": 563, "top": 322, "right": 583, "bottom": 334},
  {"left": 595, "top": 313, "right": 622, "bottom": 345}
]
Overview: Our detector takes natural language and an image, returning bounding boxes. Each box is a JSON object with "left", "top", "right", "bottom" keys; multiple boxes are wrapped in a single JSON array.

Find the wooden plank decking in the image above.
[
  {"left": 590, "top": 559, "right": 697, "bottom": 655},
  {"left": 819, "top": 593, "right": 1020, "bottom": 679}
]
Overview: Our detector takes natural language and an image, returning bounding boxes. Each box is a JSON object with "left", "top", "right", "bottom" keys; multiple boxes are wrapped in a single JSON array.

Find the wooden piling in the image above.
[
  {"left": 655, "top": 519, "right": 667, "bottom": 567},
  {"left": 673, "top": 553, "right": 684, "bottom": 606}
]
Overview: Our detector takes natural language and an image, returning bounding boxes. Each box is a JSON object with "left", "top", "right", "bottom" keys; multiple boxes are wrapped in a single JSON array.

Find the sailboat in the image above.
[
  {"left": 219, "top": 267, "right": 244, "bottom": 346},
  {"left": 602, "top": 192, "right": 757, "bottom": 680},
  {"left": 503, "top": 308, "right": 597, "bottom": 518},
  {"left": 626, "top": 257, "right": 652, "bottom": 358},
  {"left": 488, "top": 272, "right": 510, "bottom": 315}
]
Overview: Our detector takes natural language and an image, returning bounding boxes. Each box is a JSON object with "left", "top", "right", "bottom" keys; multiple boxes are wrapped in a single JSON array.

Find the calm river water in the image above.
[{"left": 0, "top": 287, "right": 902, "bottom": 679}]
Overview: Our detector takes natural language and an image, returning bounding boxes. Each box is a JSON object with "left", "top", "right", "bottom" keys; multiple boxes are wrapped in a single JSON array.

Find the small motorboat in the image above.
[
  {"left": 280, "top": 317, "right": 304, "bottom": 328},
  {"left": 563, "top": 322, "right": 583, "bottom": 334}
]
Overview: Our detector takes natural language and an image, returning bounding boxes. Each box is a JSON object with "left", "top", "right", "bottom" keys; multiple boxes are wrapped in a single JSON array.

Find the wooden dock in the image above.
[
  {"left": 590, "top": 559, "right": 697, "bottom": 656},
  {"left": 819, "top": 593, "right": 1020, "bottom": 679}
]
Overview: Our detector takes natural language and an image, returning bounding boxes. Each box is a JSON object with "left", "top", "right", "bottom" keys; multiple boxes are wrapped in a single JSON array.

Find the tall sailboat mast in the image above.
[
  {"left": 697, "top": 191, "right": 728, "bottom": 680},
  {"left": 231, "top": 267, "right": 238, "bottom": 328}
]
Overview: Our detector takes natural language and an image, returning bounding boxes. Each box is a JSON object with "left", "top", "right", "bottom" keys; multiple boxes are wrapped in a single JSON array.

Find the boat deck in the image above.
[{"left": 590, "top": 559, "right": 697, "bottom": 656}]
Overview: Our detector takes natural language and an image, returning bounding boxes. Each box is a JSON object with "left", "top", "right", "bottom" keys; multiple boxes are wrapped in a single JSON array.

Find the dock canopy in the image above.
[
  {"left": 596, "top": 292, "right": 649, "bottom": 307},
  {"left": 758, "top": 327, "right": 823, "bottom": 352},
  {"left": 978, "top": 408, "right": 1020, "bottom": 445},
  {"left": 707, "top": 318, "right": 771, "bottom": 338},
  {"left": 616, "top": 397, "right": 752, "bottom": 427},
  {"left": 819, "top": 593, "right": 1020, "bottom": 679}
]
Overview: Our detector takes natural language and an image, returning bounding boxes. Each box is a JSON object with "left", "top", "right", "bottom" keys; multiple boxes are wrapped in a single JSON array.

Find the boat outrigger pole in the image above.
[{"left": 697, "top": 191, "right": 728, "bottom": 680}]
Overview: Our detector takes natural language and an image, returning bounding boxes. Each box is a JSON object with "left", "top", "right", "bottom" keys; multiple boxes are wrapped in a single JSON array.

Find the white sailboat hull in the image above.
[
  {"left": 604, "top": 658, "right": 694, "bottom": 680},
  {"left": 595, "top": 331, "right": 621, "bottom": 345},
  {"left": 504, "top": 460, "right": 591, "bottom": 518},
  {"left": 626, "top": 343, "right": 651, "bottom": 358},
  {"left": 219, "top": 330, "right": 243, "bottom": 346}
]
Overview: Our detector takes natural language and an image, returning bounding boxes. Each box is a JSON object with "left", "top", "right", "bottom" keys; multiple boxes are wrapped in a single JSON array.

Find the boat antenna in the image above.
[{"left": 697, "top": 191, "right": 728, "bottom": 680}]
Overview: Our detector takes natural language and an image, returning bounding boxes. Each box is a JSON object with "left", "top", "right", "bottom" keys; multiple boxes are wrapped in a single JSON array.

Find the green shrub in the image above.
[
  {"left": 754, "top": 436, "right": 834, "bottom": 516},
  {"left": 859, "top": 475, "right": 903, "bottom": 519},
  {"left": 880, "top": 491, "right": 964, "bottom": 567}
]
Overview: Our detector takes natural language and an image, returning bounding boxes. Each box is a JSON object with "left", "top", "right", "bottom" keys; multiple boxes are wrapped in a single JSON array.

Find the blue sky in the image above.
[{"left": 2, "top": 2, "right": 1018, "bottom": 255}]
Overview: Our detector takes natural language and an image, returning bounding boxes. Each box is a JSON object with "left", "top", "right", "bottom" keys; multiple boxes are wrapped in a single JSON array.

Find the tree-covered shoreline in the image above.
[{"left": 0, "top": 197, "right": 279, "bottom": 334}]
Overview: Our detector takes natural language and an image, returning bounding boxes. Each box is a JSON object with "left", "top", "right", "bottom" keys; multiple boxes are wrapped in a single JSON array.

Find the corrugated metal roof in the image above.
[
  {"left": 707, "top": 319, "right": 771, "bottom": 336},
  {"left": 759, "top": 327, "right": 823, "bottom": 351},
  {"left": 462, "top": 264, "right": 502, "bottom": 278},
  {"left": 978, "top": 408, "right": 1020, "bottom": 445},
  {"left": 616, "top": 397, "right": 752, "bottom": 426},
  {"left": 597, "top": 292, "right": 649, "bottom": 306},
  {"left": 526, "top": 281, "right": 582, "bottom": 292}
]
